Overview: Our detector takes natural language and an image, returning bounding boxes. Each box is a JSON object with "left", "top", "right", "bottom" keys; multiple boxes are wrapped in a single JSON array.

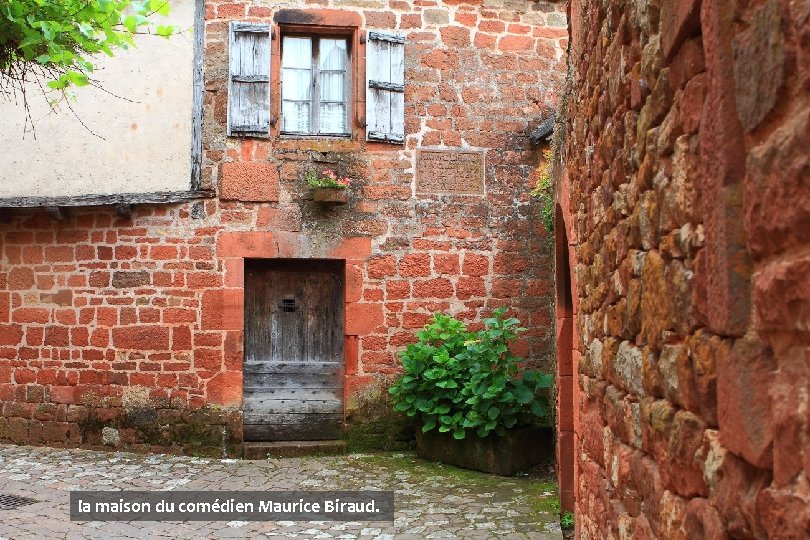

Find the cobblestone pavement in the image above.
[{"left": 0, "top": 444, "right": 562, "bottom": 539}]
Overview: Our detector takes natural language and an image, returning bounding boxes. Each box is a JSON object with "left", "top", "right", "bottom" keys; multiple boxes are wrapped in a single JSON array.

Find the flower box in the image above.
[
  {"left": 312, "top": 187, "right": 349, "bottom": 205},
  {"left": 415, "top": 425, "right": 553, "bottom": 476}
]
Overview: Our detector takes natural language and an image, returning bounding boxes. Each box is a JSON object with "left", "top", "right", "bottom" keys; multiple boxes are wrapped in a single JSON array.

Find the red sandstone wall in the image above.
[
  {"left": 0, "top": 0, "right": 566, "bottom": 453},
  {"left": 560, "top": 0, "right": 810, "bottom": 537}
]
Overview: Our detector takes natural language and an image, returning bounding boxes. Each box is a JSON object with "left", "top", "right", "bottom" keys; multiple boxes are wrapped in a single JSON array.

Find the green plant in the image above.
[
  {"left": 531, "top": 148, "right": 554, "bottom": 234},
  {"left": 1, "top": 0, "right": 176, "bottom": 92},
  {"left": 306, "top": 169, "right": 351, "bottom": 189},
  {"left": 388, "top": 307, "right": 553, "bottom": 440},
  {"left": 560, "top": 511, "right": 575, "bottom": 530}
]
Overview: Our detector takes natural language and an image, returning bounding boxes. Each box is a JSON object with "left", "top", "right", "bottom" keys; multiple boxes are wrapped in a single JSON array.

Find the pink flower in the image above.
[{"left": 323, "top": 170, "right": 337, "bottom": 180}]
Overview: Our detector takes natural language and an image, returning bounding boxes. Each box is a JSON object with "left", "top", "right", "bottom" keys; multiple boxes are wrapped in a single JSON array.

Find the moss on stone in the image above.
[
  {"left": 75, "top": 404, "right": 242, "bottom": 458},
  {"left": 322, "top": 452, "right": 561, "bottom": 528},
  {"left": 343, "top": 375, "right": 416, "bottom": 452}
]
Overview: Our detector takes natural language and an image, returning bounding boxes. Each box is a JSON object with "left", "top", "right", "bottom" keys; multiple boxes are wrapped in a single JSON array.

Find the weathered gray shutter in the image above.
[
  {"left": 228, "top": 22, "right": 271, "bottom": 137},
  {"left": 366, "top": 32, "right": 405, "bottom": 143}
]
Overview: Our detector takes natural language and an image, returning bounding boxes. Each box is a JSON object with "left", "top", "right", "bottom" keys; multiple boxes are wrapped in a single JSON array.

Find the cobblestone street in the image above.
[{"left": 0, "top": 445, "right": 562, "bottom": 539}]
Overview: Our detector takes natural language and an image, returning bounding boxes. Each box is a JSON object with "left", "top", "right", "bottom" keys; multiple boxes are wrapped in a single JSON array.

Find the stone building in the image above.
[
  {"left": 556, "top": 0, "right": 810, "bottom": 537},
  {"left": 0, "top": 0, "right": 566, "bottom": 454}
]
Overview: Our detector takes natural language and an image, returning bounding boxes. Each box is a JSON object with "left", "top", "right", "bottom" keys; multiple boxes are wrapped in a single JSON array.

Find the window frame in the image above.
[
  {"left": 280, "top": 33, "right": 352, "bottom": 137},
  {"left": 271, "top": 23, "right": 362, "bottom": 141}
]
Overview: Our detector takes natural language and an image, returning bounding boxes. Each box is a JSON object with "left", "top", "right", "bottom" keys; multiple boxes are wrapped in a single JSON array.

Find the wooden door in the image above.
[{"left": 243, "top": 259, "right": 344, "bottom": 441}]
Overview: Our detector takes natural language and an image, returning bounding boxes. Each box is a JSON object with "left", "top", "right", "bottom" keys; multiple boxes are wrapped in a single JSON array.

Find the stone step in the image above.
[{"left": 243, "top": 440, "right": 348, "bottom": 460}]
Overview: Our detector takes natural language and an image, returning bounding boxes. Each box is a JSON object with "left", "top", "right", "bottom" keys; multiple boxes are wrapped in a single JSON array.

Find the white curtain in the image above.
[
  {"left": 281, "top": 36, "right": 348, "bottom": 134},
  {"left": 319, "top": 39, "right": 347, "bottom": 134},
  {"left": 282, "top": 37, "right": 312, "bottom": 132}
]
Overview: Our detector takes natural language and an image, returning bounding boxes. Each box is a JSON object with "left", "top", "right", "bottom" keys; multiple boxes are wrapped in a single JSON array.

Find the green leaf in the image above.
[
  {"left": 422, "top": 417, "right": 437, "bottom": 432},
  {"left": 47, "top": 78, "right": 67, "bottom": 90},
  {"left": 514, "top": 385, "right": 534, "bottom": 404},
  {"left": 67, "top": 71, "right": 89, "bottom": 86},
  {"left": 151, "top": 0, "right": 171, "bottom": 16},
  {"left": 531, "top": 400, "right": 549, "bottom": 418},
  {"left": 155, "top": 25, "right": 177, "bottom": 38},
  {"left": 123, "top": 15, "right": 138, "bottom": 33}
]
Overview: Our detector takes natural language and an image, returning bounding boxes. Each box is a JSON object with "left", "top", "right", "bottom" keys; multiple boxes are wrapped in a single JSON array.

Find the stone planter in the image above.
[
  {"left": 415, "top": 425, "right": 553, "bottom": 476},
  {"left": 312, "top": 187, "right": 349, "bottom": 205}
]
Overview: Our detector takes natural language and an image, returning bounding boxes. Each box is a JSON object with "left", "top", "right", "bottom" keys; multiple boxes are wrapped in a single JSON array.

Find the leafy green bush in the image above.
[
  {"left": 561, "top": 511, "right": 575, "bottom": 530},
  {"left": 388, "top": 308, "right": 552, "bottom": 440}
]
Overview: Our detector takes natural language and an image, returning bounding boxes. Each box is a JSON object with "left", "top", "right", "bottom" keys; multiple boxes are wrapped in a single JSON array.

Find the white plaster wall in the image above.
[{"left": 0, "top": 0, "right": 196, "bottom": 198}]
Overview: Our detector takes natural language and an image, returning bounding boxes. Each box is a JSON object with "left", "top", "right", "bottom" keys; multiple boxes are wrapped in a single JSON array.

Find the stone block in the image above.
[
  {"left": 732, "top": 0, "right": 784, "bottom": 132},
  {"left": 745, "top": 111, "right": 810, "bottom": 260},
  {"left": 660, "top": 0, "right": 702, "bottom": 59},
  {"left": 717, "top": 338, "right": 775, "bottom": 469},
  {"left": 111, "top": 271, "right": 151, "bottom": 289},
  {"left": 663, "top": 410, "right": 708, "bottom": 497},
  {"left": 768, "top": 351, "right": 809, "bottom": 486},
  {"left": 757, "top": 486, "right": 810, "bottom": 539},
  {"left": 612, "top": 341, "right": 645, "bottom": 397},
  {"left": 219, "top": 162, "right": 280, "bottom": 202},
  {"left": 345, "top": 303, "right": 384, "bottom": 336},
  {"left": 714, "top": 451, "right": 771, "bottom": 538},
  {"left": 206, "top": 371, "right": 242, "bottom": 406},
  {"left": 423, "top": 8, "right": 449, "bottom": 25},
  {"left": 111, "top": 326, "right": 170, "bottom": 351},
  {"left": 659, "top": 490, "right": 689, "bottom": 539},
  {"left": 217, "top": 231, "right": 277, "bottom": 258},
  {"left": 684, "top": 497, "right": 728, "bottom": 540},
  {"left": 685, "top": 330, "right": 722, "bottom": 426}
]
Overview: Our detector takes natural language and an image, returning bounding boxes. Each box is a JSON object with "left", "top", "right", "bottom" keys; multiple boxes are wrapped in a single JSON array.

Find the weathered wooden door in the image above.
[{"left": 243, "top": 259, "right": 344, "bottom": 441}]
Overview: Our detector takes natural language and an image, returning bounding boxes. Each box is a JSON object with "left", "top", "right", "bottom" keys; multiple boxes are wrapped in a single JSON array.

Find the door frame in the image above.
[
  {"left": 209, "top": 232, "right": 375, "bottom": 444},
  {"left": 242, "top": 257, "right": 346, "bottom": 441}
]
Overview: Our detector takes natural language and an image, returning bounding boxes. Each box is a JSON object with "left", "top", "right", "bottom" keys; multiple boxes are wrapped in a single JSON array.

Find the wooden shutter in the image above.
[
  {"left": 366, "top": 32, "right": 405, "bottom": 143},
  {"left": 228, "top": 22, "right": 271, "bottom": 137}
]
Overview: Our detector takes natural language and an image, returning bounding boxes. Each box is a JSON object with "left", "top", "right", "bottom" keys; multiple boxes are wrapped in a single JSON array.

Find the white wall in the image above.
[{"left": 0, "top": 0, "right": 197, "bottom": 198}]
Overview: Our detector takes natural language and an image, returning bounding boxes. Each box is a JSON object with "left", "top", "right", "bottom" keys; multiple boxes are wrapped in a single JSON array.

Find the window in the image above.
[
  {"left": 281, "top": 36, "right": 350, "bottom": 136},
  {"left": 226, "top": 20, "right": 405, "bottom": 143}
]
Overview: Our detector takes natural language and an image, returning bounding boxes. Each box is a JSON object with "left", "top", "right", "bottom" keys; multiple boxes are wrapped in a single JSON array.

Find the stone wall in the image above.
[
  {"left": 0, "top": 0, "right": 566, "bottom": 453},
  {"left": 559, "top": 0, "right": 810, "bottom": 537}
]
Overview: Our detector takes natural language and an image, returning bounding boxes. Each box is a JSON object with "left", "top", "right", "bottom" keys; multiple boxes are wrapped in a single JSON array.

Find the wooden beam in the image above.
[
  {"left": 190, "top": 0, "right": 204, "bottom": 190},
  {"left": 0, "top": 190, "right": 215, "bottom": 209}
]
